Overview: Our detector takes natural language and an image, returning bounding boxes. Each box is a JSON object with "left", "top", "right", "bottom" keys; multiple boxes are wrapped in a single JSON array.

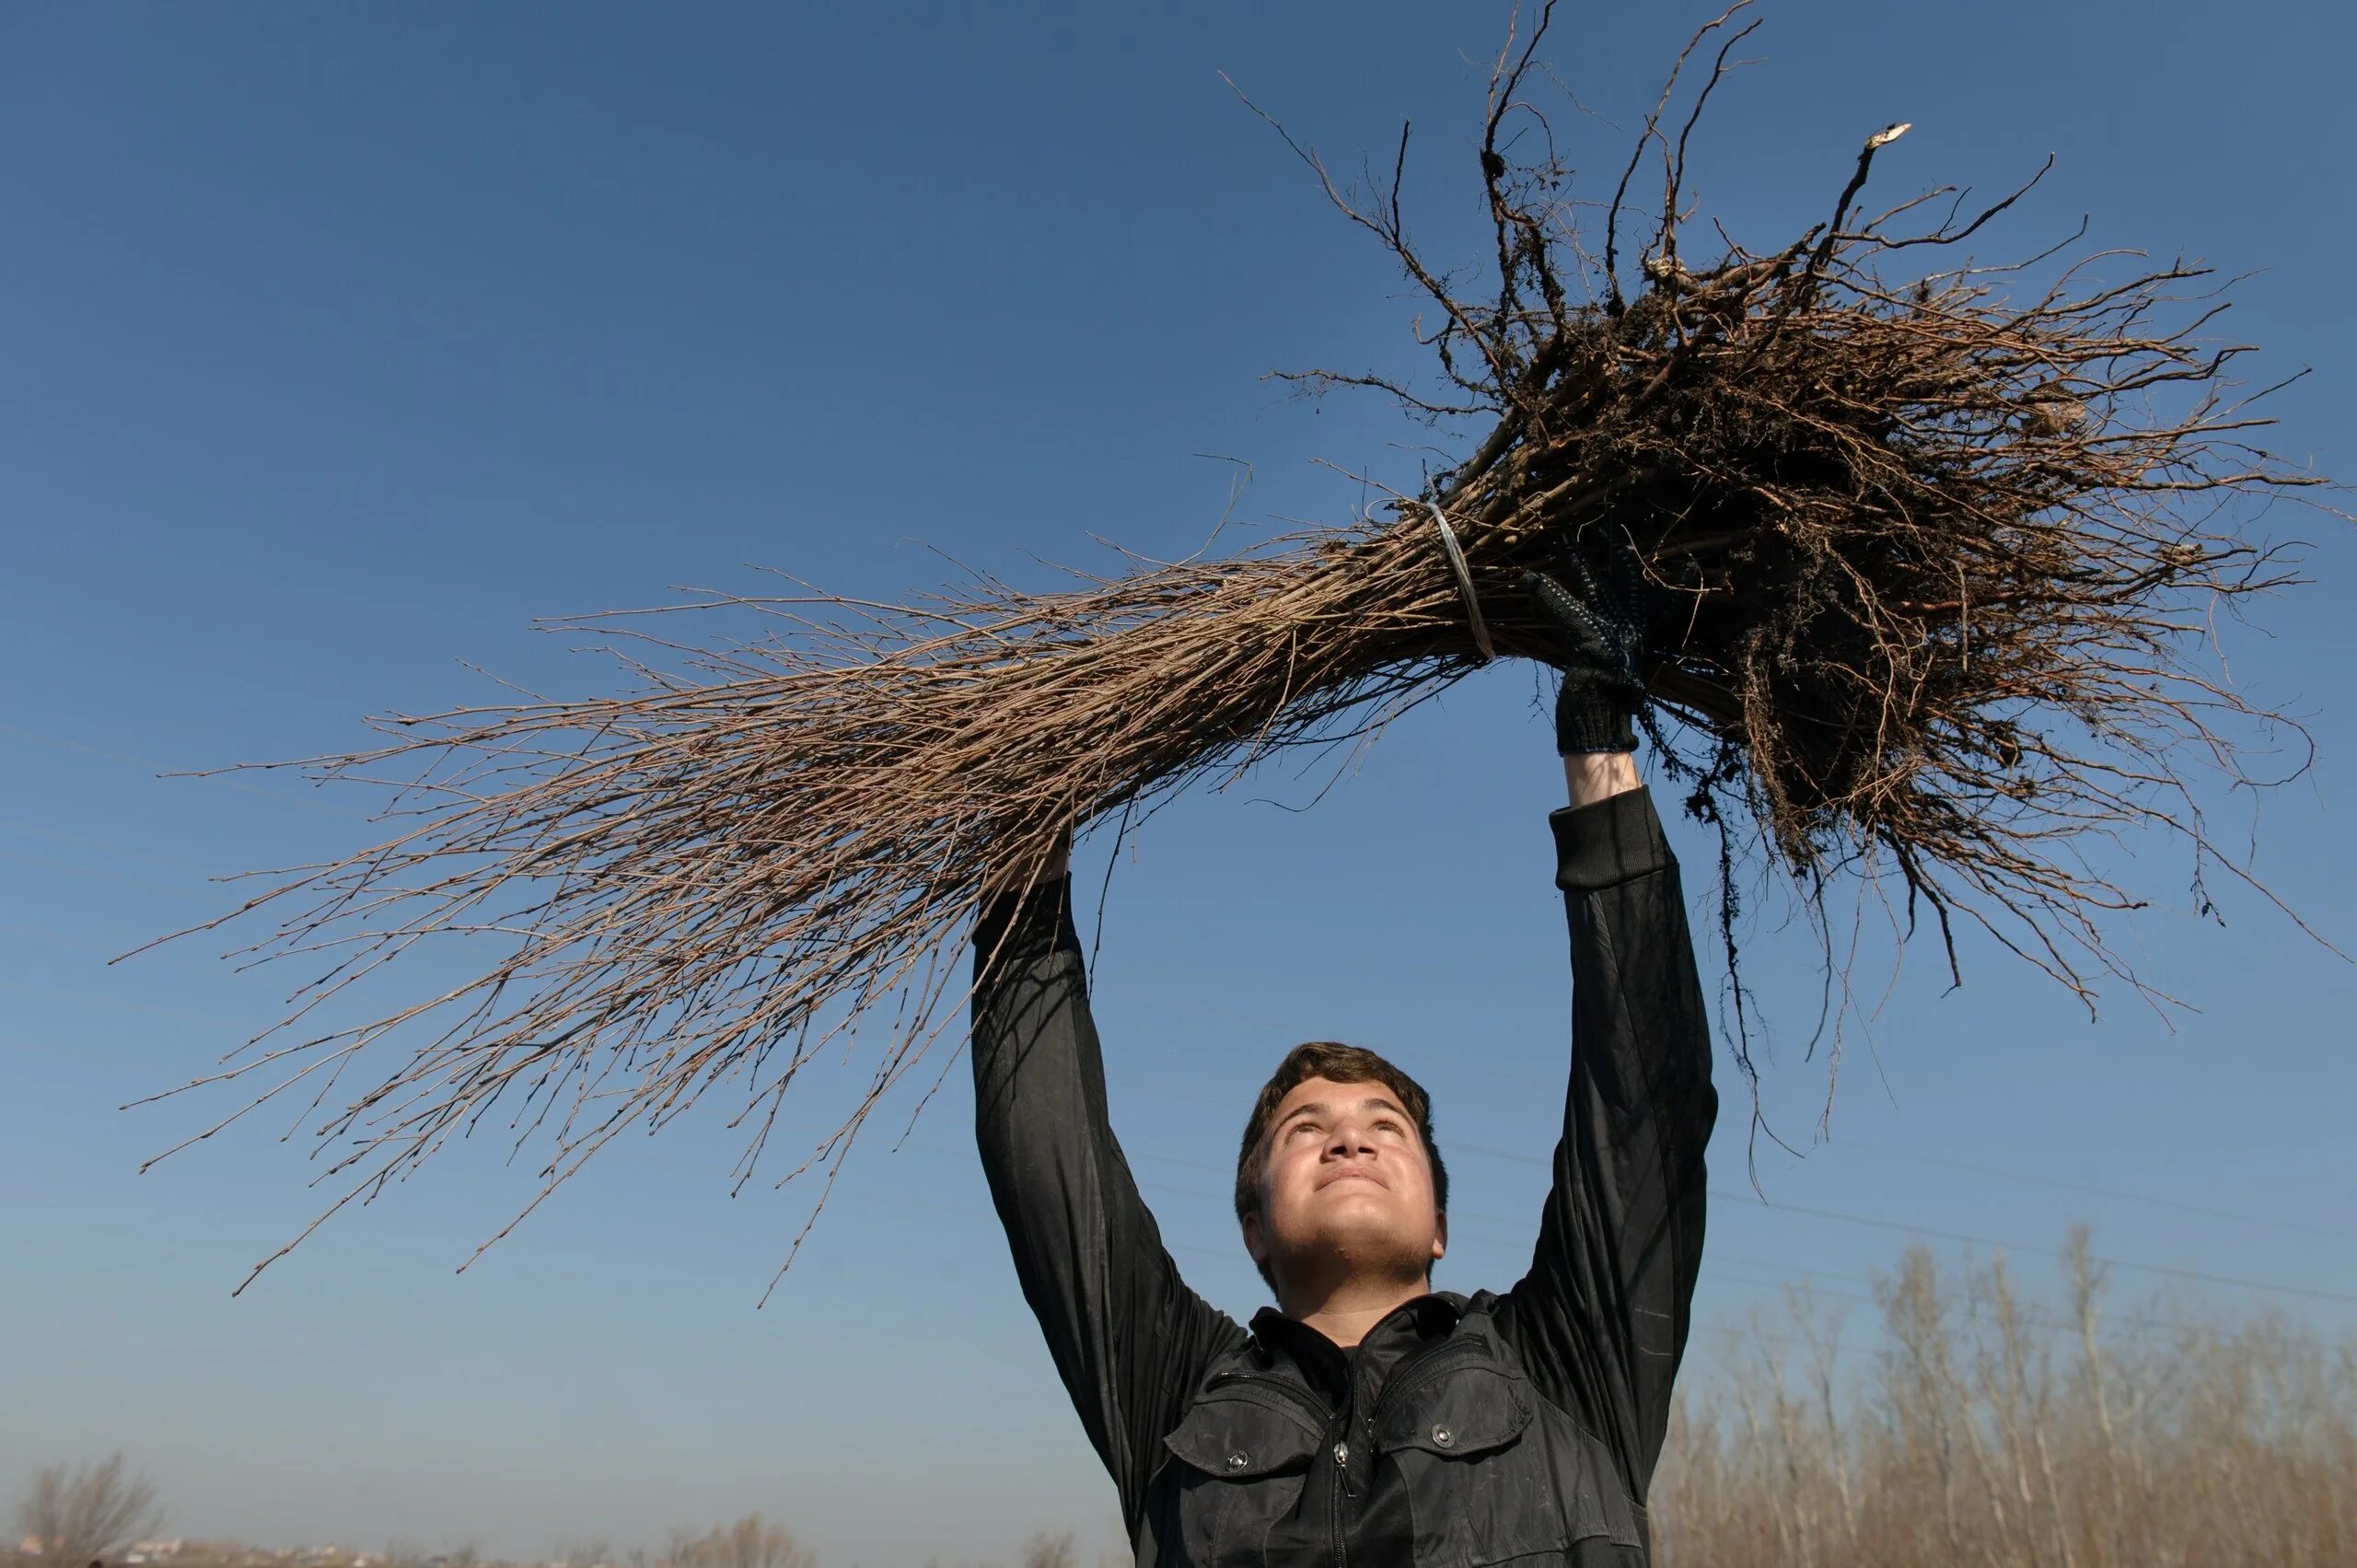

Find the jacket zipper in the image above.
[
  {"left": 1368, "top": 1336, "right": 1486, "bottom": 1426},
  {"left": 1329, "top": 1443, "right": 1348, "bottom": 1567},
  {"left": 1202, "top": 1369, "right": 1328, "bottom": 1431}
]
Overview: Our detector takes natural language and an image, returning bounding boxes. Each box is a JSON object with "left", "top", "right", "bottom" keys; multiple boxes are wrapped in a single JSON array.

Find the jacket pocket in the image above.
[
  {"left": 1376, "top": 1364, "right": 1631, "bottom": 1562},
  {"left": 1375, "top": 1357, "right": 1534, "bottom": 1460},
  {"left": 1159, "top": 1386, "right": 1323, "bottom": 1567},
  {"left": 1165, "top": 1381, "right": 1324, "bottom": 1478}
]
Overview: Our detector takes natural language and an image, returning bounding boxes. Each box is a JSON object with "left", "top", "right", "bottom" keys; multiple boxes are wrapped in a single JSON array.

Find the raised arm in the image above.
[
  {"left": 1496, "top": 769, "right": 1718, "bottom": 1501},
  {"left": 970, "top": 835, "right": 1245, "bottom": 1535},
  {"left": 1485, "top": 541, "right": 1720, "bottom": 1496}
]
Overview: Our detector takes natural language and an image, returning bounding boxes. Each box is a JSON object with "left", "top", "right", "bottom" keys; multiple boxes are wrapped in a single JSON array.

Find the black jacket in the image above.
[{"left": 971, "top": 788, "right": 1716, "bottom": 1566}]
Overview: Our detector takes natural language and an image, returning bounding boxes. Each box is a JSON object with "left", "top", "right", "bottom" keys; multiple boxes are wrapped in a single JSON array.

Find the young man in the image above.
[{"left": 970, "top": 562, "right": 1716, "bottom": 1564}]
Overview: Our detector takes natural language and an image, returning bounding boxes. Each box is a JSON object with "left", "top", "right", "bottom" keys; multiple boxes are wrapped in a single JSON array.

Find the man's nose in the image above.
[{"left": 1326, "top": 1120, "right": 1377, "bottom": 1156}]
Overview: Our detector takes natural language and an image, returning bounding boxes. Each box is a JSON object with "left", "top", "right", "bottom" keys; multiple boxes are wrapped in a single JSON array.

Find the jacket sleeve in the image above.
[
  {"left": 1494, "top": 785, "right": 1718, "bottom": 1502},
  {"left": 970, "top": 873, "right": 1248, "bottom": 1535}
]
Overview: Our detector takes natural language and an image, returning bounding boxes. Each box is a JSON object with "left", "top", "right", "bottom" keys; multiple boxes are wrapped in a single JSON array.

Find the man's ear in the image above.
[
  {"left": 1241, "top": 1207, "right": 1269, "bottom": 1266},
  {"left": 1431, "top": 1211, "right": 1448, "bottom": 1263}
]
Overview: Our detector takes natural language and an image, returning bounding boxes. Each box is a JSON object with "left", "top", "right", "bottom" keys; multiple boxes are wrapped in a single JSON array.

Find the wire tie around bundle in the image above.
[{"left": 1427, "top": 503, "right": 1495, "bottom": 664}]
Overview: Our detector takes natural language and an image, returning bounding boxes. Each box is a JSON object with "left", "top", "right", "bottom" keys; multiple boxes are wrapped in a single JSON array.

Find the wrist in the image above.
[
  {"left": 1562, "top": 750, "right": 1642, "bottom": 808},
  {"left": 981, "top": 825, "right": 1071, "bottom": 899}
]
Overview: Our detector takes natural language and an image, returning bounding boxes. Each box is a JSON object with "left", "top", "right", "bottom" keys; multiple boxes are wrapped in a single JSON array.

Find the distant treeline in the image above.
[{"left": 1652, "top": 1232, "right": 2357, "bottom": 1564}]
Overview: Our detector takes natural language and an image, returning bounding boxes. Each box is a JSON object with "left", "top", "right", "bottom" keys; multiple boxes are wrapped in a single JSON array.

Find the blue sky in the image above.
[{"left": 4, "top": 3, "right": 2353, "bottom": 1563}]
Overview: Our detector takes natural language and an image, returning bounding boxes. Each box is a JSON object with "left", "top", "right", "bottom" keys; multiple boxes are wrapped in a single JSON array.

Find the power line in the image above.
[
  {"left": 1119, "top": 1059, "right": 2353, "bottom": 1253},
  {"left": 1704, "top": 1189, "right": 2357, "bottom": 1308},
  {"left": 24, "top": 756, "right": 2336, "bottom": 1269},
  {"left": 25, "top": 944, "right": 2351, "bottom": 1310},
  {"left": 785, "top": 1132, "right": 2357, "bottom": 1354},
  {"left": 1701, "top": 1268, "right": 2349, "bottom": 1358},
  {"left": 1047, "top": 1150, "right": 2356, "bottom": 1357},
  {"left": 0, "top": 721, "right": 369, "bottom": 819},
  {"left": 0, "top": 818, "right": 227, "bottom": 878},
  {"left": 1114, "top": 1142, "right": 2357, "bottom": 1328},
  {"left": 0, "top": 847, "right": 210, "bottom": 900},
  {"left": 1441, "top": 1138, "right": 2357, "bottom": 1308},
  {"left": 1830, "top": 1137, "right": 2357, "bottom": 1244}
]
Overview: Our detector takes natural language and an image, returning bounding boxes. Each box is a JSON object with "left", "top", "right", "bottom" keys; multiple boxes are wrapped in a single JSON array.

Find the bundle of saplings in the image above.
[{"left": 149, "top": 4, "right": 2328, "bottom": 1288}]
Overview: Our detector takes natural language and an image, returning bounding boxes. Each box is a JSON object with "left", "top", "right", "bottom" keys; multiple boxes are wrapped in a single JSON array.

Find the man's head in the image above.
[{"left": 1233, "top": 1041, "right": 1449, "bottom": 1304}]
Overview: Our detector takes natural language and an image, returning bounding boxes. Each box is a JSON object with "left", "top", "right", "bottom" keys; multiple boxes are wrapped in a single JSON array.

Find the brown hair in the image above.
[{"left": 1233, "top": 1040, "right": 1449, "bottom": 1230}]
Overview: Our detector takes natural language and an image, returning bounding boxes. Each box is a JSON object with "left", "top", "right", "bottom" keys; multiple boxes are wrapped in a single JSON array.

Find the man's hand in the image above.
[
  {"left": 1522, "top": 535, "right": 1651, "bottom": 809},
  {"left": 1039, "top": 827, "right": 1071, "bottom": 881},
  {"left": 1520, "top": 535, "right": 1650, "bottom": 759}
]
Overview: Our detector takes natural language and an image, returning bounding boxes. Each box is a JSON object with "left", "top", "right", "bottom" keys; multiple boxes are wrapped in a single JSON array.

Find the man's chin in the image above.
[{"left": 1292, "top": 1214, "right": 1431, "bottom": 1270}]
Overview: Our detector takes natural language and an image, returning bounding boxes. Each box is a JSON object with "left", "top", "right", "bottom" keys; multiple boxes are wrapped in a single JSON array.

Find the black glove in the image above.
[{"left": 1521, "top": 537, "right": 1648, "bottom": 755}]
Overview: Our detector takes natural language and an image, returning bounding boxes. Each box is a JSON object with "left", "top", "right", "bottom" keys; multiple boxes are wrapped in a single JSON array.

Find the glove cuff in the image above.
[{"left": 1554, "top": 688, "right": 1640, "bottom": 755}]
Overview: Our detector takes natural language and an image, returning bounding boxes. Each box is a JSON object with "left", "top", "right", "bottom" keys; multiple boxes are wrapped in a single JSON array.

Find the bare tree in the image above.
[
  {"left": 655, "top": 1517, "right": 812, "bottom": 1568},
  {"left": 1018, "top": 1534, "right": 1075, "bottom": 1568},
  {"left": 1650, "top": 1234, "right": 2357, "bottom": 1565},
  {"left": 14, "top": 1455, "right": 162, "bottom": 1568}
]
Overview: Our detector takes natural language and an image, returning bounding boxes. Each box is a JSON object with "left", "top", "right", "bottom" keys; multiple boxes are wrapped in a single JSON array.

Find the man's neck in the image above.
[{"left": 1283, "top": 1276, "right": 1433, "bottom": 1348}]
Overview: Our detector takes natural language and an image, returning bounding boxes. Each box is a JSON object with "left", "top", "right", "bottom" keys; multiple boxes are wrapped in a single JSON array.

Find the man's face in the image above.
[{"left": 1241, "top": 1074, "right": 1446, "bottom": 1295}]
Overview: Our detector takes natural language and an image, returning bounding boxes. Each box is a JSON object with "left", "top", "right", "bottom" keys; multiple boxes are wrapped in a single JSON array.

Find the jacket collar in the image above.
[{"left": 1246, "top": 1292, "right": 1469, "bottom": 1402}]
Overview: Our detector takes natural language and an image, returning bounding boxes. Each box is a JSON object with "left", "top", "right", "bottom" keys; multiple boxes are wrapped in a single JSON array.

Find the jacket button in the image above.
[
  {"left": 1225, "top": 1451, "right": 1249, "bottom": 1471},
  {"left": 1431, "top": 1424, "right": 1454, "bottom": 1447}
]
